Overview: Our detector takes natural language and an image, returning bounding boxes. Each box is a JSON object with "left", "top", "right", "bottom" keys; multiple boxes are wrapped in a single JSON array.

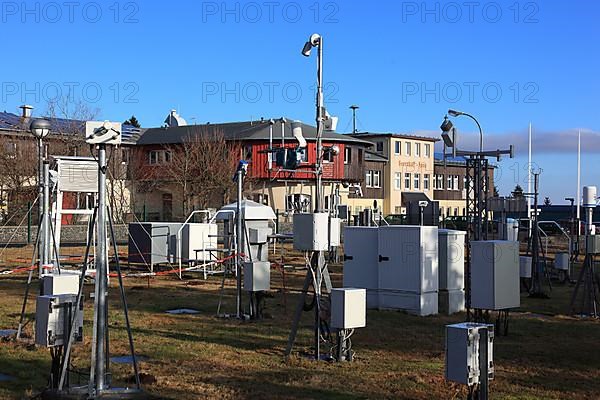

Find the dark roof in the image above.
[
  {"left": 350, "top": 132, "right": 439, "bottom": 143},
  {"left": 0, "top": 111, "right": 142, "bottom": 145},
  {"left": 136, "top": 119, "right": 373, "bottom": 146},
  {"left": 364, "top": 150, "right": 388, "bottom": 162}
]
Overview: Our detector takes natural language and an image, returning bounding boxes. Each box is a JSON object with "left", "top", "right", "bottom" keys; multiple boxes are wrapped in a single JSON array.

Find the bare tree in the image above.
[
  {"left": 163, "top": 128, "right": 239, "bottom": 217},
  {"left": 0, "top": 136, "right": 38, "bottom": 220}
]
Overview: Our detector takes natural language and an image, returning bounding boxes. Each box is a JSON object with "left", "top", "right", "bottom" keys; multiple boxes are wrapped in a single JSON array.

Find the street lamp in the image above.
[
  {"left": 301, "top": 32, "right": 324, "bottom": 212},
  {"left": 447, "top": 109, "right": 483, "bottom": 153},
  {"left": 29, "top": 118, "right": 51, "bottom": 275}
]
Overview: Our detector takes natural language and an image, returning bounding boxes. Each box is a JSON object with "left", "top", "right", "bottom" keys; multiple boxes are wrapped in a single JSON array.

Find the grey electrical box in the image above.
[
  {"left": 378, "top": 226, "right": 439, "bottom": 316},
  {"left": 445, "top": 323, "right": 494, "bottom": 386},
  {"left": 585, "top": 235, "right": 600, "bottom": 254},
  {"left": 343, "top": 227, "right": 380, "bottom": 308},
  {"left": 243, "top": 261, "right": 270, "bottom": 292},
  {"left": 329, "top": 217, "right": 341, "bottom": 247},
  {"left": 128, "top": 222, "right": 182, "bottom": 269},
  {"left": 330, "top": 288, "right": 366, "bottom": 330},
  {"left": 293, "top": 213, "right": 330, "bottom": 251},
  {"left": 438, "top": 230, "right": 466, "bottom": 291},
  {"left": 35, "top": 294, "right": 83, "bottom": 348},
  {"left": 248, "top": 227, "right": 272, "bottom": 244},
  {"left": 471, "top": 240, "right": 520, "bottom": 310},
  {"left": 42, "top": 273, "right": 80, "bottom": 296}
]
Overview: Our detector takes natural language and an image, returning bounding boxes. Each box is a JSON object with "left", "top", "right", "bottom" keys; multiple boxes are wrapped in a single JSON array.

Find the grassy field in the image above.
[{"left": 1, "top": 250, "right": 600, "bottom": 399}]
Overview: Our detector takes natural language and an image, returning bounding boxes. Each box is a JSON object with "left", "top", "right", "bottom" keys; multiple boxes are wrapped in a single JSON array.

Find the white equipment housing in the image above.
[
  {"left": 180, "top": 223, "right": 218, "bottom": 262},
  {"left": 42, "top": 273, "right": 80, "bottom": 296},
  {"left": 293, "top": 213, "right": 330, "bottom": 251},
  {"left": 330, "top": 288, "right": 366, "bottom": 330},
  {"left": 583, "top": 186, "right": 597, "bottom": 208},
  {"left": 471, "top": 241, "right": 520, "bottom": 310},
  {"left": 519, "top": 256, "right": 532, "bottom": 278},
  {"left": 343, "top": 227, "right": 379, "bottom": 308},
  {"left": 35, "top": 294, "right": 83, "bottom": 347},
  {"left": 329, "top": 217, "right": 341, "bottom": 247},
  {"left": 445, "top": 322, "right": 494, "bottom": 386},
  {"left": 51, "top": 156, "right": 101, "bottom": 274},
  {"left": 342, "top": 225, "right": 439, "bottom": 316},
  {"left": 378, "top": 226, "right": 438, "bottom": 316},
  {"left": 438, "top": 230, "right": 466, "bottom": 315},
  {"left": 243, "top": 261, "right": 271, "bottom": 292}
]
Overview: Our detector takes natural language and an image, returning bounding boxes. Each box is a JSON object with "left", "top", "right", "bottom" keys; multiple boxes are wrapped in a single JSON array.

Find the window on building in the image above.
[
  {"left": 121, "top": 148, "right": 130, "bottom": 164},
  {"left": 404, "top": 173, "right": 411, "bottom": 190},
  {"left": 454, "top": 208, "right": 459, "bottom": 216},
  {"left": 453, "top": 175, "right": 460, "bottom": 190},
  {"left": 164, "top": 151, "right": 172, "bottom": 163},
  {"left": 405, "top": 141, "right": 412, "bottom": 156},
  {"left": 323, "top": 150, "right": 334, "bottom": 162},
  {"left": 376, "top": 142, "right": 384, "bottom": 152},
  {"left": 415, "top": 143, "right": 421, "bottom": 157},
  {"left": 434, "top": 174, "right": 444, "bottom": 190},
  {"left": 373, "top": 171, "right": 381, "bottom": 188},
  {"left": 424, "top": 174, "right": 430, "bottom": 190},
  {"left": 394, "top": 141, "right": 401, "bottom": 155},
  {"left": 414, "top": 173, "right": 420, "bottom": 190},
  {"left": 149, "top": 150, "right": 159, "bottom": 165},
  {"left": 366, "top": 171, "right": 373, "bottom": 188},
  {"left": 344, "top": 147, "right": 352, "bottom": 164},
  {"left": 447, "top": 175, "right": 454, "bottom": 190},
  {"left": 394, "top": 172, "right": 401, "bottom": 190},
  {"left": 425, "top": 143, "right": 431, "bottom": 157}
]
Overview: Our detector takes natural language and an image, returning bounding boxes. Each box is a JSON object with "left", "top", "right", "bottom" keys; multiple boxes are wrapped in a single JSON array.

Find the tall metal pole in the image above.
[
  {"left": 312, "top": 36, "right": 325, "bottom": 361},
  {"left": 315, "top": 38, "right": 324, "bottom": 213},
  {"left": 94, "top": 144, "right": 108, "bottom": 393},
  {"left": 577, "top": 130, "right": 581, "bottom": 222},
  {"left": 236, "top": 169, "right": 244, "bottom": 319},
  {"left": 37, "top": 137, "right": 44, "bottom": 276},
  {"left": 528, "top": 123, "right": 532, "bottom": 238},
  {"left": 42, "top": 161, "right": 51, "bottom": 268}
]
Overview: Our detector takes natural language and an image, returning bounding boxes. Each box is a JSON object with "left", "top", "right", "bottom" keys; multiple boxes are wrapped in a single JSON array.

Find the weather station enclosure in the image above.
[
  {"left": 438, "top": 229, "right": 466, "bottom": 315},
  {"left": 377, "top": 226, "right": 439, "bottom": 316},
  {"left": 471, "top": 241, "right": 520, "bottom": 310},
  {"left": 128, "top": 222, "right": 182, "bottom": 270},
  {"left": 343, "top": 227, "right": 380, "bottom": 308}
]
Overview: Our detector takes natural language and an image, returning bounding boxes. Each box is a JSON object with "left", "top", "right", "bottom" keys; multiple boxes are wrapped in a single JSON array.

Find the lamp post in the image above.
[
  {"left": 29, "top": 118, "right": 51, "bottom": 276},
  {"left": 448, "top": 109, "right": 483, "bottom": 153},
  {"left": 302, "top": 33, "right": 324, "bottom": 212},
  {"left": 302, "top": 33, "right": 326, "bottom": 360}
]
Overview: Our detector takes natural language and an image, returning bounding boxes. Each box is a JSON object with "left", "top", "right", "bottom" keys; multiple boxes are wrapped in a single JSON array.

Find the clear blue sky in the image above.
[{"left": 2, "top": 1, "right": 598, "bottom": 202}]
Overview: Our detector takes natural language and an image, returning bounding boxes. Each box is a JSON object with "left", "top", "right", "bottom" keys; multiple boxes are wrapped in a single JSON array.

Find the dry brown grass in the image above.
[{"left": 1, "top": 246, "right": 600, "bottom": 399}]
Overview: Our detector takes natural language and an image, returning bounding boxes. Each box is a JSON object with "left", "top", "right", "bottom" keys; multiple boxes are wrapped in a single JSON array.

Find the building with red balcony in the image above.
[{"left": 133, "top": 118, "right": 373, "bottom": 220}]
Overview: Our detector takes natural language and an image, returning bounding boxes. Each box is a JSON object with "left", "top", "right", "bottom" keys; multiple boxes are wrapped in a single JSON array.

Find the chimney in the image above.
[{"left": 19, "top": 104, "right": 33, "bottom": 119}]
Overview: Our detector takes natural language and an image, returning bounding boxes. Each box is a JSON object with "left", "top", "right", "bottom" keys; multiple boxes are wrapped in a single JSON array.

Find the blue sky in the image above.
[{"left": 2, "top": 0, "right": 599, "bottom": 202}]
